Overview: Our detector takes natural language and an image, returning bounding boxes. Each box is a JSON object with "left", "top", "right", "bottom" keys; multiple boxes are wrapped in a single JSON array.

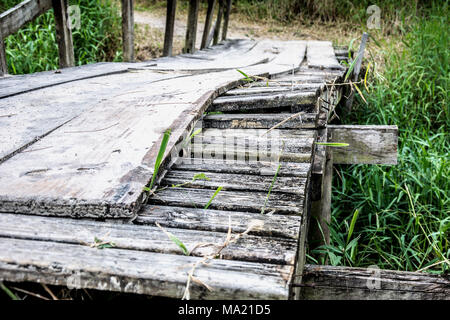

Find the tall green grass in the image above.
[
  {"left": 310, "top": 3, "right": 449, "bottom": 274},
  {"left": 2, "top": 0, "right": 122, "bottom": 74}
]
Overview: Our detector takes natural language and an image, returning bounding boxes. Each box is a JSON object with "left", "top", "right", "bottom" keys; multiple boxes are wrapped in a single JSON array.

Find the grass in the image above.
[
  {"left": 2, "top": 0, "right": 122, "bottom": 74},
  {"left": 309, "top": 2, "right": 449, "bottom": 274}
]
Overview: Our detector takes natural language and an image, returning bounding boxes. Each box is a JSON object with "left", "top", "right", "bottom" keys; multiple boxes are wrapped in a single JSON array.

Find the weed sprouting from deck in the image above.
[
  {"left": 0, "top": 281, "right": 19, "bottom": 300},
  {"left": 204, "top": 186, "right": 223, "bottom": 210},
  {"left": 144, "top": 128, "right": 172, "bottom": 194},
  {"left": 261, "top": 163, "right": 281, "bottom": 214}
]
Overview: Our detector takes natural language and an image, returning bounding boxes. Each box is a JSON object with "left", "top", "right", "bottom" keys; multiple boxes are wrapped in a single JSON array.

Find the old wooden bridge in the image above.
[{"left": 0, "top": 1, "right": 448, "bottom": 300}]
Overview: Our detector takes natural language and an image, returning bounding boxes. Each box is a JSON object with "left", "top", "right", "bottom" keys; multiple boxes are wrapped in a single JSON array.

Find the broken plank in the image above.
[
  {"left": 0, "top": 213, "right": 296, "bottom": 265},
  {"left": 328, "top": 125, "right": 398, "bottom": 165},
  {"left": 209, "top": 91, "right": 318, "bottom": 112},
  {"left": 161, "top": 170, "right": 307, "bottom": 194},
  {"left": 137, "top": 205, "right": 302, "bottom": 239},
  {"left": 203, "top": 113, "right": 318, "bottom": 129},
  {"left": 306, "top": 41, "right": 345, "bottom": 70},
  {"left": 0, "top": 237, "right": 292, "bottom": 299},
  {"left": 173, "top": 158, "right": 311, "bottom": 177},
  {"left": 148, "top": 187, "right": 304, "bottom": 215}
]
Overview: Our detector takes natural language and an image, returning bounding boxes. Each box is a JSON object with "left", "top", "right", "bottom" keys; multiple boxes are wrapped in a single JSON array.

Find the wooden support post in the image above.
[
  {"left": 0, "top": 32, "right": 7, "bottom": 76},
  {"left": 52, "top": 0, "right": 75, "bottom": 68},
  {"left": 221, "top": 0, "right": 232, "bottom": 41},
  {"left": 319, "top": 147, "right": 333, "bottom": 246},
  {"left": 184, "top": 0, "right": 199, "bottom": 54},
  {"left": 201, "top": 0, "right": 216, "bottom": 49},
  {"left": 121, "top": 0, "right": 134, "bottom": 62},
  {"left": 213, "top": 0, "right": 224, "bottom": 45},
  {"left": 163, "top": 0, "right": 177, "bottom": 57},
  {"left": 345, "top": 32, "right": 368, "bottom": 112}
]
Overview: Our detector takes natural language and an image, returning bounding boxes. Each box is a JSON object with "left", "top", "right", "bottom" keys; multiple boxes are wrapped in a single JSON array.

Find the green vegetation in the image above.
[
  {"left": 310, "top": 3, "right": 449, "bottom": 274},
  {"left": 2, "top": 0, "right": 122, "bottom": 74}
]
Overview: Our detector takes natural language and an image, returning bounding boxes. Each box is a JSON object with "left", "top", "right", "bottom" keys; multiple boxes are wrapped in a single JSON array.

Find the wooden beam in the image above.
[
  {"left": 163, "top": 0, "right": 177, "bottom": 57},
  {"left": 213, "top": 0, "right": 224, "bottom": 45},
  {"left": 0, "top": 0, "right": 52, "bottom": 38},
  {"left": 201, "top": 0, "right": 216, "bottom": 49},
  {"left": 52, "top": 0, "right": 75, "bottom": 68},
  {"left": 184, "top": 0, "right": 199, "bottom": 54},
  {"left": 0, "top": 33, "right": 7, "bottom": 76},
  {"left": 121, "top": 0, "right": 134, "bottom": 62},
  {"left": 221, "top": 0, "right": 232, "bottom": 41},
  {"left": 328, "top": 125, "right": 398, "bottom": 165},
  {"left": 297, "top": 265, "right": 450, "bottom": 300}
]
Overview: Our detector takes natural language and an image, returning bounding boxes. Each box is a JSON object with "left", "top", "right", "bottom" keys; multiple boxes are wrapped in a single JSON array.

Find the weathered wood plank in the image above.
[
  {"left": 201, "top": 0, "right": 216, "bottom": 49},
  {"left": 53, "top": 0, "right": 75, "bottom": 68},
  {"left": 203, "top": 113, "right": 318, "bottom": 129},
  {"left": 0, "top": 238, "right": 292, "bottom": 299},
  {"left": 298, "top": 265, "right": 450, "bottom": 300},
  {"left": 148, "top": 187, "right": 304, "bottom": 215},
  {"left": 121, "top": 0, "right": 135, "bottom": 62},
  {"left": 225, "top": 84, "right": 324, "bottom": 96},
  {"left": 0, "top": 0, "right": 52, "bottom": 38},
  {"left": 209, "top": 91, "right": 318, "bottom": 112},
  {"left": 161, "top": 170, "right": 307, "bottom": 194},
  {"left": 306, "top": 41, "right": 344, "bottom": 70},
  {"left": 137, "top": 205, "right": 302, "bottom": 239},
  {"left": 0, "top": 213, "right": 296, "bottom": 265},
  {"left": 328, "top": 125, "right": 398, "bottom": 165},
  {"left": 173, "top": 158, "right": 311, "bottom": 177},
  {"left": 184, "top": 0, "right": 199, "bottom": 53},
  {"left": 163, "top": 0, "right": 177, "bottom": 56}
]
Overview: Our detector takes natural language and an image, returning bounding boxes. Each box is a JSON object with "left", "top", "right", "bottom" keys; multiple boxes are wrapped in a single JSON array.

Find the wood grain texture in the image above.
[
  {"left": 306, "top": 41, "right": 344, "bottom": 70},
  {"left": 298, "top": 265, "right": 450, "bottom": 300},
  {"left": 137, "top": 205, "right": 302, "bottom": 239},
  {"left": 121, "top": 0, "right": 135, "bottom": 62},
  {"left": 0, "top": 33, "right": 7, "bottom": 76},
  {"left": 0, "top": 0, "right": 52, "bottom": 38},
  {"left": 0, "top": 213, "right": 297, "bottom": 265},
  {"left": 203, "top": 113, "right": 318, "bottom": 129},
  {"left": 328, "top": 125, "right": 398, "bottom": 165},
  {"left": 148, "top": 187, "right": 304, "bottom": 215},
  {"left": 0, "top": 237, "right": 292, "bottom": 299},
  {"left": 52, "top": 0, "right": 75, "bottom": 68}
]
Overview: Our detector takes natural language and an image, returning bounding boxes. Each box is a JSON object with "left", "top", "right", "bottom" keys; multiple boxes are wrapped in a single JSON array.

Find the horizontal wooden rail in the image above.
[
  {"left": 296, "top": 264, "right": 450, "bottom": 300},
  {"left": 0, "top": 0, "right": 52, "bottom": 38}
]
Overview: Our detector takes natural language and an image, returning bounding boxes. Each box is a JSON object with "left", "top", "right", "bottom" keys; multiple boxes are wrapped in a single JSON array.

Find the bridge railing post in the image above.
[
  {"left": 201, "top": 0, "right": 216, "bottom": 49},
  {"left": 52, "top": 0, "right": 75, "bottom": 68},
  {"left": 221, "top": 0, "right": 232, "bottom": 41},
  {"left": 0, "top": 32, "right": 7, "bottom": 76},
  {"left": 213, "top": 0, "right": 224, "bottom": 45},
  {"left": 121, "top": 0, "right": 135, "bottom": 62},
  {"left": 163, "top": 0, "right": 177, "bottom": 57},
  {"left": 184, "top": 0, "right": 199, "bottom": 53}
]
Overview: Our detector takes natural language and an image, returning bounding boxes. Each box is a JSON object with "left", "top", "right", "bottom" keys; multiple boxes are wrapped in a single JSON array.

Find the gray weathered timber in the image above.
[
  {"left": 163, "top": 0, "right": 177, "bottom": 56},
  {"left": 137, "top": 205, "right": 302, "bottom": 239},
  {"left": 53, "top": 0, "right": 75, "bottom": 68},
  {"left": 161, "top": 170, "right": 307, "bottom": 194},
  {"left": 201, "top": 0, "right": 216, "bottom": 49},
  {"left": 0, "top": 62, "right": 134, "bottom": 99},
  {"left": 121, "top": 0, "right": 135, "bottom": 62},
  {"left": 298, "top": 265, "right": 450, "bottom": 300},
  {"left": 0, "top": 0, "right": 52, "bottom": 38},
  {"left": 0, "top": 33, "right": 7, "bottom": 76},
  {"left": 0, "top": 40, "right": 310, "bottom": 218},
  {"left": 173, "top": 158, "right": 311, "bottom": 178},
  {"left": 148, "top": 187, "right": 303, "bottom": 215},
  {"left": 224, "top": 84, "right": 324, "bottom": 96},
  {"left": 184, "top": 0, "right": 199, "bottom": 53},
  {"left": 328, "top": 125, "right": 398, "bottom": 165},
  {"left": 209, "top": 91, "right": 318, "bottom": 112},
  {"left": 213, "top": 0, "right": 223, "bottom": 45},
  {"left": 0, "top": 238, "right": 292, "bottom": 299},
  {"left": 221, "top": 0, "right": 232, "bottom": 40},
  {"left": 203, "top": 113, "right": 318, "bottom": 129},
  {"left": 306, "top": 41, "right": 344, "bottom": 70},
  {"left": 0, "top": 213, "right": 296, "bottom": 265}
]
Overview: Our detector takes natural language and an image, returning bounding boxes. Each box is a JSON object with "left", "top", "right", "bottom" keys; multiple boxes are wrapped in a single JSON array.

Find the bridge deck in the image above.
[{"left": 0, "top": 39, "right": 347, "bottom": 299}]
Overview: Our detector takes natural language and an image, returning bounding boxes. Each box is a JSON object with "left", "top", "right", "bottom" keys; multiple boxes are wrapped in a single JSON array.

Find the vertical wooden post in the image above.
[
  {"left": 0, "top": 32, "right": 7, "bottom": 76},
  {"left": 320, "top": 147, "right": 333, "bottom": 246},
  {"left": 213, "top": 0, "right": 224, "bottom": 45},
  {"left": 184, "top": 0, "right": 199, "bottom": 54},
  {"left": 52, "top": 0, "right": 75, "bottom": 68},
  {"left": 345, "top": 32, "right": 368, "bottom": 112},
  {"left": 221, "top": 0, "right": 232, "bottom": 41},
  {"left": 163, "top": 0, "right": 177, "bottom": 57},
  {"left": 201, "top": 0, "right": 216, "bottom": 49},
  {"left": 121, "top": 0, "right": 135, "bottom": 62}
]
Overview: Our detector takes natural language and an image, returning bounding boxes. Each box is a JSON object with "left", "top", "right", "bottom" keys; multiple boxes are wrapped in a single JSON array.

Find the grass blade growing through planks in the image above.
[
  {"left": 0, "top": 282, "right": 19, "bottom": 300},
  {"left": 145, "top": 129, "right": 172, "bottom": 192},
  {"left": 261, "top": 163, "right": 282, "bottom": 214},
  {"left": 204, "top": 186, "right": 223, "bottom": 210},
  {"left": 316, "top": 142, "right": 349, "bottom": 147}
]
